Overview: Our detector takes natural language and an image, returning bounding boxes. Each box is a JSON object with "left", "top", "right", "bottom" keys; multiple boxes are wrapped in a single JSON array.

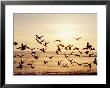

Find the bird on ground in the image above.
[
  {"left": 16, "top": 43, "right": 29, "bottom": 50},
  {"left": 13, "top": 42, "right": 18, "bottom": 46},
  {"left": 67, "top": 44, "right": 73, "bottom": 50},
  {"left": 93, "top": 58, "right": 97, "bottom": 65},
  {"left": 36, "top": 34, "right": 44, "bottom": 39}
]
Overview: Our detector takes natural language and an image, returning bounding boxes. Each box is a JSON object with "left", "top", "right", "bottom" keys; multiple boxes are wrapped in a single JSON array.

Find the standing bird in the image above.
[
  {"left": 85, "top": 51, "right": 89, "bottom": 54},
  {"left": 48, "top": 56, "right": 53, "bottom": 59}
]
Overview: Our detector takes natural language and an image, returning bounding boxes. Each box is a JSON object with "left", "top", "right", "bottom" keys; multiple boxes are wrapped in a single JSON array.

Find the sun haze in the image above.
[{"left": 14, "top": 13, "right": 97, "bottom": 51}]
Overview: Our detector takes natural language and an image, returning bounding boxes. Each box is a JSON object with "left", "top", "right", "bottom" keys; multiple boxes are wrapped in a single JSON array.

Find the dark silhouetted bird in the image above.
[
  {"left": 79, "top": 51, "right": 82, "bottom": 54},
  {"left": 54, "top": 40, "right": 61, "bottom": 42},
  {"left": 43, "top": 60, "right": 48, "bottom": 64},
  {"left": 13, "top": 42, "right": 18, "bottom": 46},
  {"left": 90, "top": 48, "right": 95, "bottom": 51},
  {"left": 75, "top": 54, "right": 80, "bottom": 57},
  {"left": 73, "top": 37, "right": 82, "bottom": 40},
  {"left": 93, "top": 58, "right": 97, "bottom": 65},
  {"left": 89, "top": 53, "right": 93, "bottom": 57},
  {"left": 36, "top": 34, "right": 44, "bottom": 39},
  {"left": 73, "top": 47, "right": 79, "bottom": 50},
  {"left": 85, "top": 51, "right": 89, "bottom": 54},
  {"left": 59, "top": 44, "right": 64, "bottom": 47},
  {"left": 62, "top": 64, "right": 69, "bottom": 67},
  {"left": 16, "top": 43, "right": 29, "bottom": 50},
  {"left": 58, "top": 60, "right": 63, "bottom": 66},
  {"left": 43, "top": 41, "right": 49, "bottom": 47},
  {"left": 16, "top": 63, "right": 23, "bottom": 69},
  {"left": 40, "top": 48, "right": 47, "bottom": 53},
  {"left": 64, "top": 54, "right": 70, "bottom": 58},
  {"left": 48, "top": 56, "right": 53, "bottom": 59}
]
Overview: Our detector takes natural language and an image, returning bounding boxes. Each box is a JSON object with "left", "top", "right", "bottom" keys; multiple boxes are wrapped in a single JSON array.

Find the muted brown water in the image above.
[{"left": 13, "top": 51, "right": 97, "bottom": 75}]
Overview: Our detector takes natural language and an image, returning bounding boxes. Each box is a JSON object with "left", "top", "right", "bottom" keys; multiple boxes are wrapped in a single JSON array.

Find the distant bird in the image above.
[
  {"left": 36, "top": 38, "right": 43, "bottom": 44},
  {"left": 85, "top": 51, "right": 89, "bottom": 54},
  {"left": 59, "top": 44, "right": 64, "bottom": 47},
  {"left": 40, "top": 48, "right": 47, "bottom": 53},
  {"left": 88, "top": 64, "right": 91, "bottom": 68},
  {"left": 36, "top": 34, "right": 44, "bottom": 39},
  {"left": 90, "top": 48, "right": 95, "bottom": 51},
  {"left": 56, "top": 50, "right": 59, "bottom": 54},
  {"left": 89, "top": 53, "right": 93, "bottom": 57},
  {"left": 73, "top": 37, "right": 82, "bottom": 40},
  {"left": 30, "top": 65, "right": 35, "bottom": 69},
  {"left": 68, "top": 59, "right": 74, "bottom": 65},
  {"left": 75, "top": 54, "right": 80, "bottom": 57},
  {"left": 16, "top": 55, "right": 24, "bottom": 58},
  {"left": 82, "top": 63, "right": 91, "bottom": 68},
  {"left": 79, "top": 51, "right": 82, "bottom": 54},
  {"left": 16, "top": 43, "right": 29, "bottom": 50},
  {"left": 76, "top": 62, "right": 82, "bottom": 66},
  {"left": 14, "top": 55, "right": 16, "bottom": 57},
  {"left": 13, "top": 42, "right": 18, "bottom": 46},
  {"left": 64, "top": 54, "right": 70, "bottom": 58},
  {"left": 67, "top": 44, "right": 73, "bottom": 50},
  {"left": 27, "top": 63, "right": 32, "bottom": 65},
  {"left": 58, "top": 60, "right": 63, "bottom": 66},
  {"left": 29, "top": 48, "right": 35, "bottom": 51},
  {"left": 31, "top": 51, "right": 36, "bottom": 54},
  {"left": 54, "top": 40, "right": 61, "bottom": 42},
  {"left": 43, "top": 60, "right": 48, "bottom": 64},
  {"left": 70, "top": 52, "right": 74, "bottom": 55},
  {"left": 57, "top": 45, "right": 61, "bottom": 52},
  {"left": 73, "top": 47, "right": 79, "bottom": 50},
  {"left": 32, "top": 55, "right": 39, "bottom": 59},
  {"left": 20, "top": 59, "right": 24, "bottom": 64},
  {"left": 43, "top": 41, "right": 49, "bottom": 47},
  {"left": 93, "top": 58, "right": 97, "bottom": 65},
  {"left": 62, "top": 64, "right": 69, "bottom": 67},
  {"left": 48, "top": 56, "right": 53, "bottom": 59},
  {"left": 16, "top": 63, "right": 23, "bottom": 69},
  {"left": 83, "top": 42, "right": 93, "bottom": 50}
]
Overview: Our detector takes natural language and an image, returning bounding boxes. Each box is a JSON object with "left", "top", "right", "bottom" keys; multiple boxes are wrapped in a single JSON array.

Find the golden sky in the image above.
[{"left": 14, "top": 13, "right": 97, "bottom": 51}]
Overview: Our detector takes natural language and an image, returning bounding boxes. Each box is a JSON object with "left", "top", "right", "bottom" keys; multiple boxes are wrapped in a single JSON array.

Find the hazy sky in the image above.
[{"left": 14, "top": 13, "right": 97, "bottom": 51}]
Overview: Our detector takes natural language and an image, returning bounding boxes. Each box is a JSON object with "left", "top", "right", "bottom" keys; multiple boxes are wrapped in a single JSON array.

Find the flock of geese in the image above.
[{"left": 14, "top": 34, "right": 97, "bottom": 71}]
